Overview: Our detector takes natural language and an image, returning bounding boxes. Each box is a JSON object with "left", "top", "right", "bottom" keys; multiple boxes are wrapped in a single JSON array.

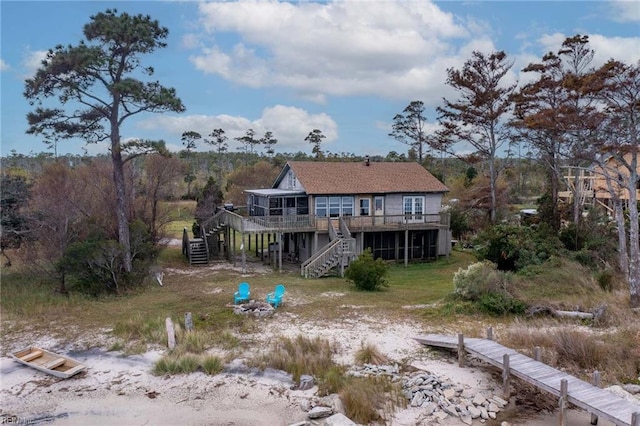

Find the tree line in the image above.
[{"left": 3, "top": 9, "right": 638, "bottom": 306}]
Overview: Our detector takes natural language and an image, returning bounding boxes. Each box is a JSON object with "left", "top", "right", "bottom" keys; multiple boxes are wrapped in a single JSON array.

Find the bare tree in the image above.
[
  {"left": 512, "top": 35, "right": 598, "bottom": 228},
  {"left": 592, "top": 59, "right": 640, "bottom": 307}
]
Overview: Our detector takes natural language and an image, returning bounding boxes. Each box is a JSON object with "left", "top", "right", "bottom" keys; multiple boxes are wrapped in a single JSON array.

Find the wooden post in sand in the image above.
[
  {"left": 166, "top": 317, "right": 176, "bottom": 350},
  {"left": 559, "top": 378, "right": 568, "bottom": 426},
  {"left": 457, "top": 333, "right": 465, "bottom": 367},
  {"left": 534, "top": 346, "right": 541, "bottom": 362},
  {"left": 590, "top": 370, "right": 600, "bottom": 425},
  {"left": 486, "top": 326, "right": 493, "bottom": 340},
  {"left": 502, "top": 354, "right": 511, "bottom": 399},
  {"left": 184, "top": 312, "right": 193, "bottom": 332}
]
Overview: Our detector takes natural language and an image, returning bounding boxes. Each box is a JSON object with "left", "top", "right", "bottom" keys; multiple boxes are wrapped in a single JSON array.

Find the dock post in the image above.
[
  {"left": 486, "top": 326, "right": 493, "bottom": 340},
  {"left": 184, "top": 312, "right": 193, "bottom": 333},
  {"left": 632, "top": 412, "right": 639, "bottom": 426},
  {"left": 559, "top": 378, "right": 568, "bottom": 426},
  {"left": 590, "top": 371, "right": 600, "bottom": 425},
  {"left": 502, "top": 354, "right": 511, "bottom": 399},
  {"left": 534, "top": 346, "right": 541, "bottom": 362},
  {"left": 457, "top": 333, "right": 465, "bottom": 367},
  {"left": 165, "top": 317, "right": 176, "bottom": 350}
]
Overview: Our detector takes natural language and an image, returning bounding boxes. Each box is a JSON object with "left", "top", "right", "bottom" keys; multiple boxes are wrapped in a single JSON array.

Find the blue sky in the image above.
[{"left": 1, "top": 0, "right": 639, "bottom": 158}]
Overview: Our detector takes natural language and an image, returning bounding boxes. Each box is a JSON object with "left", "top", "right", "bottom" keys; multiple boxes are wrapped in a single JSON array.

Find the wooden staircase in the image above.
[
  {"left": 301, "top": 218, "right": 357, "bottom": 278},
  {"left": 182, "top": 209, "right": 229, "bottom": 266}
]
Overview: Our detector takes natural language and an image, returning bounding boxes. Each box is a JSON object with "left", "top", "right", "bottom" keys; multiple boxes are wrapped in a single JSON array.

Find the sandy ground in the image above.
[
  {"left": 0, "top": 259, "right": 630, "bottom": 425},
  {"left": 0, "top": 315, "right": 620, "bottom": 426}
]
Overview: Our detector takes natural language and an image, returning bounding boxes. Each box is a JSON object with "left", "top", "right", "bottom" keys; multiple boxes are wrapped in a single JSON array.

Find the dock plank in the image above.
[{"left": 414, "top": 334, "right": 640, "bottom": 426}]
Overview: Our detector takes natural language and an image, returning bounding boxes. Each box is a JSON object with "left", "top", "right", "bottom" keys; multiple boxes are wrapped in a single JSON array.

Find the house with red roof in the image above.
[{"left": 189, "top": 159, "right": 451, "bottom": 277}]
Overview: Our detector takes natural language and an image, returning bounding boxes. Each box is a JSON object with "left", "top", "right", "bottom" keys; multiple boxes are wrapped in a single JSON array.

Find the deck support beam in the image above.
[
  {"left": 502, "top": 354, "right": 511, "bottom": 400},
  {"left": 591, "top": 370, "right": 600, "bottom": 425},
  {"left": 457, "top": 333, "right": 465, "bottom": 367},
  {"left": 404, "top": 229, "right": 409, "bottom": 267},
  {"left": 559, "top": 378, "right": 568, "bottom": 426}
]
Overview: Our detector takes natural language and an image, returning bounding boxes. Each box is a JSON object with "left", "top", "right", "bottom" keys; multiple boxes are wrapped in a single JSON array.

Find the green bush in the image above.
[
  {"left": 345, "top": 249, "right": 389, "bottom": 291},
  {"left": 478, "top": 292, "right": 527, "bottom": 316},
  {"left": 474, "top": 224, "right": 564, "bottom": 271},
  {"left": 453, "top": 262, "right": 526, "bottom": 316},
  {"left": 57, "top": 220, "right": 157, "bottom": 295},
  {"left": 453, "top": 262, "right": 505, "bottom": 300}
]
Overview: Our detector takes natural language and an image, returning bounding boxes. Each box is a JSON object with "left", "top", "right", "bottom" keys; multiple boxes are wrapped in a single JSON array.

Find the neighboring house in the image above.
[
  {"left": 188, "top": 159, "right": 451, "bottom": 278},
  {"left": 560, "top": 149, "right": 640, "bottom": 214}
]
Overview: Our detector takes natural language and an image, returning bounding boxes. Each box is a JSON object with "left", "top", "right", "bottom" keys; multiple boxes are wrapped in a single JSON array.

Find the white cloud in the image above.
[
  {"left": 0, "top": 59, "right": 9, "bottom": 71},
  {"left": 189, "top": 0, "right": 490, "bottom": 104},
  {"left": 137, "top": 106, "right": 338, "bottom": 153},
  {"left": 609, "top": 0, "right": 640, "bottom": 22},
  {"left": 22, "top": 49, "right": 48, "bottom": 77}
]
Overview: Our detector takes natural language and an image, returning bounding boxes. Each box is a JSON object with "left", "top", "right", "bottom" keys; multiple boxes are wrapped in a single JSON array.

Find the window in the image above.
[
  {"left": 329, "top": 197, "right": 341, "bottom": 217},
  {"left": 342, "top": 197, "right": 354, "bottom": 216},
  {"left": 315, "top": 197, "right": 327, "bottom": 217},
  {"left": 269, "top": 197, "right": 283, "bottom": 216},
  {"left": 403, "top": 196, "right": 425, "bottom": 221},
  {"left": 374, "top": 197, "right": 384, "bottom": 213},
  {"left": 360, "top": 199, "right": 370, "bottom": 216},
  {"left": 296, "top": 197, "right": 309, "bottom": 215},
  {"left": 316, "top": 196, "right": 354, "bottom": 217},
  {"left": 288, "top": 172, "right": 297, "bottom": 188}
]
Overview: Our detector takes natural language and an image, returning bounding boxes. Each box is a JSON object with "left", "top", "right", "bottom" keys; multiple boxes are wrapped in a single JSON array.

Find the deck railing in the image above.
[{"left": 218, "top": 210, "right": 449, "bottom": 234}]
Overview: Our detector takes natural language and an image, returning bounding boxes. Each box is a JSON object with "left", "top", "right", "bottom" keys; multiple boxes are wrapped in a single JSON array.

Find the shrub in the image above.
[
  {"left": 453, "top": 262, "right": 525, "bottom": 316},
  {"left": 340, "top": 376, "right": 404, "bottom": 424},
  {"left": 345, "top": 248, "right": 389, "bottom": 291},
  {"left": 251, "top": 335, "right": 335, "bottom": 382},
  {"left": 354, "top": 342, "right": 388, "bottom": 365},
  {"left": 318, "top": 366, "right": 347, "bottom": 396},
  {"left": 477, "top": 292, "right": 526, "bottom": 316},
  {"left": 453, "top": 262, "right": 505, "bottom": 301},
  {"left": 201, "top": 355, "right": 224, "bottom": 375},
  {"left": 474, "top": 224, "right": 564, "bottom": 271}
]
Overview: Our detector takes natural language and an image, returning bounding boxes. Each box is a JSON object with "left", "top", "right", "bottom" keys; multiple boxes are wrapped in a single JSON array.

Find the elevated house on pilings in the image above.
[
  {"left": 559, "top": 149, "right": 640, "bottom": 215},
  {"left": 184, "top": 159, "right": 451, "bottom": 278}
]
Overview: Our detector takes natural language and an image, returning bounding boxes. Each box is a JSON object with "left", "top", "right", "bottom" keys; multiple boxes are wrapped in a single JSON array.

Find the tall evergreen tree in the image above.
[{"left": 24, "top": 9, "right": 184, "bottom": 271}]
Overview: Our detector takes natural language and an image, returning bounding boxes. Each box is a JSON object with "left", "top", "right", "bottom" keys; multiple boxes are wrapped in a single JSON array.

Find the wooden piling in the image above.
[
  {"left": 559, "top": 378, "right": 568, "bottom": 426},
  {"left": 165, "top": 317, "right": 176, "bottom": 350},
  {"left": 502, "top": 354, "right": 511, "bottom": 399},
  {"left": 534, "top": 346, "right": 541, "bottom": 362},
  {"left": 184, "top": 312, "right": 193, "bottom": 333},
  {"left": 590, "top": 371, "right": 600, "bottom": 425},
  {"left": 486, "top": 326, "right": 493, "bottom": 340},
  {"left": 457, "top": 333, "right": 465, "bottom": 367}
]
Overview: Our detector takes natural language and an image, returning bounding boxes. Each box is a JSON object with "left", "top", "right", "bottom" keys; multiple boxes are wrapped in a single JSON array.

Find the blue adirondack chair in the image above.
[
  {"left": 266, "top": 284, "right": 286, "bottom": 308},
  {"left": 234, "top": 282, "right": 250, "bottom": 304}
]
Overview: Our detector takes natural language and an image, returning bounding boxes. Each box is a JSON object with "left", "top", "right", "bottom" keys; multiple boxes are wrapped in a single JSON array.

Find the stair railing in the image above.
[{"left": 300, "top": 239, "right": 342, "bottom": 278}]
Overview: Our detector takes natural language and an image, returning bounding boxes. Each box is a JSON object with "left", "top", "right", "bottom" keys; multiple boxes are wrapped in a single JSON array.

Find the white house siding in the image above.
[
  {"left": 385, "top": 194, "right": 404, "bottom": 215},
  {"left": 425, "top": 194, "right": 443, "bottom": 214},
  {"left": 276, "top": 169, "right": 306, "bottom": 192}
]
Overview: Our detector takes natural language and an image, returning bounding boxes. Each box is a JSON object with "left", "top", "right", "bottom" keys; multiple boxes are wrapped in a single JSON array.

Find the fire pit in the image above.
[{"left": 233, "top": 301, "right": 274, "bottom": 317}]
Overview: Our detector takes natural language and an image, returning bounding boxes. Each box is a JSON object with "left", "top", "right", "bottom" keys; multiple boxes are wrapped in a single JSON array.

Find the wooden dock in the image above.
[{"left": 414, "top": 333, "right": 640, "bottom": 426}]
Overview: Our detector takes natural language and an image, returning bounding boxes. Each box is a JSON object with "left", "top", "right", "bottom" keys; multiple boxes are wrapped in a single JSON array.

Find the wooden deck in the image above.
[{"left": 414, "top": 334, "right": 640, "bottom": 426}]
